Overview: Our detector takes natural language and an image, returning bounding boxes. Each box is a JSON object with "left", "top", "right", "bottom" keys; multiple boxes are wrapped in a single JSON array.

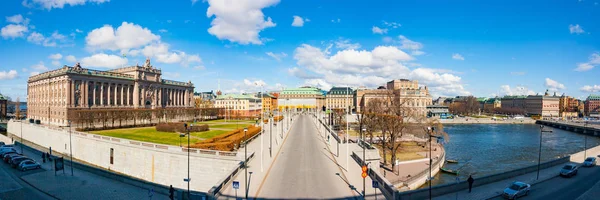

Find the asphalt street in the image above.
[
  {"left": 489, "top": 164, "right": 600, "bottom": 200},
  {"left": 0, "top": 151, "right": 54, "bottom": 200},
  {"left": 256, "top": 115, "right": 356, "bottom": 199}
]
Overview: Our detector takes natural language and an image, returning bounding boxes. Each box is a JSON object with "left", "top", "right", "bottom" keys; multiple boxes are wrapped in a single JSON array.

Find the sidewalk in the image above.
[
  {"left": 434, "top": 144, "right": 600, "bottom": 200},
  {"left": 16, "top": 143, "right": 169, "bottom": 200},
  {"left": 219, "top": 115, "right": 295, "bottom": 199},
  {"left": 315, "top": 113, "right": 385, "bottom": 200}
]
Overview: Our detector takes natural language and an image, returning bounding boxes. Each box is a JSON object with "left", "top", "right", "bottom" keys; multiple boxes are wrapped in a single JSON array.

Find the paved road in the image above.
[
  {"left": 256, "top": 115, "right": 356, "bottom": 199},
  {"left": 0, "top": 153, "right": 54, "bottom": 200},
  {"left": 489, "top": 165, "right": 600, "bottom": 200}
]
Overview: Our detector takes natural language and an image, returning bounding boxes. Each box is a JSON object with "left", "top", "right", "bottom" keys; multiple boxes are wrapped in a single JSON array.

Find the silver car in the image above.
[
  {"left": 18, "top": 160, "right": 41, "bottom": 171},
  {"left": 560, "top": 164, "right": 578, "bottom": 177},
  {"left": 502, "top": 181, "right": 530, "bottom": 199},
  {"left": 583, "top": 157, "right": 597, "bottom": 167}
]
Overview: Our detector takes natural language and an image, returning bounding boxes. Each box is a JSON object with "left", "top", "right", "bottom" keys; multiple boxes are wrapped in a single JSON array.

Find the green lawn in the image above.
[
  {"left": 90, "top": 127, "right": 203, "bottom": 146},
  {"left": 194, "top": 119, "right": 256, "bottom": 124},
  {"left": 209, "top": 123, "right": 254, "bottom": 129},
  {"left": 191, "top": 130, "right": 228, "bottom": 139}
]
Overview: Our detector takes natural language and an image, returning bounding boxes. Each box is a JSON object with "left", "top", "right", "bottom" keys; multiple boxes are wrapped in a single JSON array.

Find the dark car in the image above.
[
  {"left": 3, "top": 152, "right": 22, "bottom": 162},
  {"left": 10, "top": 156, "right": 32, "bottom": 168},
  {"left": 560, "top": 164, "right": 578, "bottom": 177}
]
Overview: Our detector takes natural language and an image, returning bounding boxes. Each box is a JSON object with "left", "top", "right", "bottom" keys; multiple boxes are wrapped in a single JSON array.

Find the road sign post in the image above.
[
  {"left": 372, "top": 180, "right": 379, "bottom": 200},
  {"left": 233, "top": 181, "right": 239, "bottom": 199}
]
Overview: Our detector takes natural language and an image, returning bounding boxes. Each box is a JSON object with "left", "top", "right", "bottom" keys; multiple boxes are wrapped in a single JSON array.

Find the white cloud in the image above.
[
  {"left": 65, "top": 55, "right": 77, "bottom": 63},
  {"left": 544, "top": 78, "right": 565, "bottom": 91},
  {"left": 382, "top": 21, "right": 401, "bottom": 28},
  {"left": 575, "top": 52, "right": 599, "bottom": 71},
  {"left": 292, "top": 16, "right": 306, "bottom": 27},
  {"left": 48, "top": 53, "right": 62, "bottom": 60},
  {"left": 244, "top": 79, "right": 267, "bottom": 87},
  {"left": 398, "top": 35, "right": 423, "bottom": 50},
  {"left": 191, "top": 0, "right": 199, "bottom": 5},
  {"left": 0, "top": 70, "right": 18, "bottom": 80},
  {"left": 194, "top": 65, "right": 205, "bottom": 70},
  {"left": 331, "top": 18, "right": 341, "bottom": 23},
  {"left": 1, "top": 24, "right": 28, "bottom": 39},
  {"left": 580, "top": 85, "right": 600, "bottom": 93},
  {"left": 75, "top": 29, "right": 83, "bottom": 33},
  {"left": 29, "top": 71, "right": 40, "bottom": 76},
  {"left": 372, "top": 26, "right": 388, "bottom": 34},
  {"left": 265, "top": 52, "right": 287, "bottom": 61},
  {"left": 335, "top": 38, "right": 361, "bottom": 50},
  {"left": 22, "top": 0, "right": 110, "bottom": 10},
  {"left": 6, "top": 14, "right": 28, "bottom": 25},
  {"left": 26, "top": 31, "right": 71, "bottom": 47},
  {"left": 85, "top": 22, "right": 160, "bottom": 51},
  {"left": 452, "top": 53, "right": 465, "bottom": 61},
  {"left": 51, "top": 60, "right": 61, "bottom": 66},
  {"left": 205, "top": 0, "right": 279, "bottom": 45},
  {"left": 499, "top": 85, "right": 536, "bottom": 96},
  {"left": 291, "top": 44, "right": 469, "bottom": 96},
  {"left": 80, "top": 53, "right": 128, "bottom": 68},
  {"left": 411, "top": 50, "right": 425, "bottom": 56},
  {"left": 31, "top": 61, "right": 48, "bottom": 71},
  {"left": 158, "top": 29, "right": 168, "bottom": 33},
  {"left": 569, "top": 24, "right": 585, "bottom": 34}
]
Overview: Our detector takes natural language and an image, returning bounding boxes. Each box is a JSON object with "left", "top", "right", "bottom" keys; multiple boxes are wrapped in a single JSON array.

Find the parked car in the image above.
[
  {"left": 0, "top": 142, "right": 4, "bottom": 147},
  {"left": 4, "top": 153, "right": 23, "bottom": 163},
  {"left": 502, "top": 181, "right": 530, "bottom": 199},
  {"left": 583, "top": 157, "right": 597, "bottom": 167},
  {"left": 0, "top": 148, "right": 17, "bottom": 157},
  {"left": 2, "top": 152, "right": 20, "bottom": 161},
  {"left": 18, "top": 160, "right": 41, "bottom": 171},
  {"left": 9, "top": 156, "right": 32, "bottom": 168},
  {"left": 1, "top": 144, "right": 14, "bottom": 148},
  {"left": 560, "top": 164, "right": 578, "bottom": 177}
]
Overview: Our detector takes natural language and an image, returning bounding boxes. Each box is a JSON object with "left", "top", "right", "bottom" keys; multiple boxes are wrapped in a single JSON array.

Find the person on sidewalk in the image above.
[
  {"left": 169, "top": 185, "right": 174, "bottom": 200},
  {"left": 467, "top": 175, "right": 474, "bottom": 193}
]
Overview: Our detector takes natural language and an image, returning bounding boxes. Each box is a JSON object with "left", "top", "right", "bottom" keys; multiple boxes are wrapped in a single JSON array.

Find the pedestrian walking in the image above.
[
  {"left": 467, "top": 175, "right": 474, "bottom": 193},
  {"left": 42, "top": 152, "right": 46, "bottom": 163},
  {"left": 169, "top": 185, "right": 174, "bottom": 200}
]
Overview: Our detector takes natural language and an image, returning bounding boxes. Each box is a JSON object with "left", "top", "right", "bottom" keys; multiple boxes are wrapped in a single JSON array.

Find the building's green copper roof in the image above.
[
  {"left": 281, "top": 87, "right": 323, "bottom": 95},
  {"left": 587, "top": 94, "right": 600, "bottom": 101},
  {"left": 0, "top": 93, "right": 7, "bottom": 101},
  {"left": 327, "top": 87, "right": 353, "bottom": 95},
  {"left": 216, "top": 94, "right": 259, "bottom": 100}
]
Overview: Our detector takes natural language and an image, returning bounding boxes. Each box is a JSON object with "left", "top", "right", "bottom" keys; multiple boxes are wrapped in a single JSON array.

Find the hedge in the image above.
[{"left": 156, "top": 123, "right": 209, "bottom": 133}]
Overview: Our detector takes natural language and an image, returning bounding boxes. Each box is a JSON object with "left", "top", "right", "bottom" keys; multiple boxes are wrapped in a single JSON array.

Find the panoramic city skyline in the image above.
[{"left": 1, "top": 0, "right": 599, "bottom": 101}]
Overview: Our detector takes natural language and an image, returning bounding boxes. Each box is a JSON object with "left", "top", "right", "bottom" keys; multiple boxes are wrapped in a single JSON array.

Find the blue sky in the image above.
[{"left": 0, "top": 0, "right": 599, "bottom": 101}]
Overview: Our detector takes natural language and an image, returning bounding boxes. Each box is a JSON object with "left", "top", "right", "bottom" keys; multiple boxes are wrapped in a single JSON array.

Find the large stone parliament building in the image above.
[{"left": 27, "top": 59, "right": 195, "bottom": 126}]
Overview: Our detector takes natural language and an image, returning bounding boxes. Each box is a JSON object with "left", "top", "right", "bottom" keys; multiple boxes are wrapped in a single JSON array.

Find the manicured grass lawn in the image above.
[
  {"left": 90, "top": 127, "right": 202, "bottom": 146},
  {"left": 209, "top": 123, "right": 254, "bottom": 130},
  {"left": 374, "top": 142, "right": 428, "bottom": 161},
  {"left": 194, "top": 119, "right": 255, "bottom": 124},
  {"left": 191, "top": 130, "right": 228, "bottom": 139}
]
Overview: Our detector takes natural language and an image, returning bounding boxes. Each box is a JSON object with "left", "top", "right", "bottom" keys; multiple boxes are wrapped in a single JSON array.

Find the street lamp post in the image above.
[
  {"left": 427, "top": 127, "right": 436, "bottom": 200},
  {"left": 537, "top": 125, "right": 552, "bottom": 180},
  {"left": 362, "top": 128, "right": 367, "bottom": 198},
  {"left": 243, "top": 128, "right": 248, "bottom": 200},
  {"left": 68, "top": 120, "right": 73, "bottom": 176},
  {"left": 183, "top": 123, "right": 192, "bottom": 199},
  {"left": 270, "top": 115, "right": 272, "bottom": 158},
  {"left": 584, "top": 121, "right": 588, "bottom": 160}
]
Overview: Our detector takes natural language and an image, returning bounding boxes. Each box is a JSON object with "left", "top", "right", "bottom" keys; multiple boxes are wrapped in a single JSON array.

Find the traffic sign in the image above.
[
  {"left": 232, "top": 181, "right": 240, "bottom": 189},
  {"left": 372, "top": 180, "right": 379, "bottom": 188}
]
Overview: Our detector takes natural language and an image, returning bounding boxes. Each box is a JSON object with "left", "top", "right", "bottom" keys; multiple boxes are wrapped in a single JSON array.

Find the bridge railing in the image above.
[{"left": 209, "top": 152, "right": 255, "bottom": 199}]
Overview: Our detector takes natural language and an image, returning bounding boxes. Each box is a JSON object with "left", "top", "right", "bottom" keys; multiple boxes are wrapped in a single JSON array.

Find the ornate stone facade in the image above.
[{"left": 27, "top": 59, "right": 195, "bottom": 126}]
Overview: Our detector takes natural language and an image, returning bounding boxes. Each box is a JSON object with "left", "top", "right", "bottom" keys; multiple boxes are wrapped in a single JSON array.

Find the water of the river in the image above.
[{"left": 429, "top": 124, "right": 600, "bottom": 186}]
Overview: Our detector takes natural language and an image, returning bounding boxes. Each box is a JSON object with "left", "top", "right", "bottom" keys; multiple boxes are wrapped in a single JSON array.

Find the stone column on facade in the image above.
[
  {"left": 92, "top": 82, "right": 96, "bottom": 106},
  {"left": 120, "top": 84, "right": 124, "bottom": 106},
  {"left": 127, "top": 85, "right": 130, "bottom": 106},
  {"left": 140, "top": 85, "right": 145, "bottom": 107},
  {"left": 69, "top": 79, "right": 74, "bottom": 107},
  {"left": 114, "top": 83, "right": 117, "bottom": 106},
  {"left": 158, "top": 88, "right": 162, "bottom": 107},
  {"left": 133, "top": 82, "right": 139, "bottom": 108},
  {"left": 100, "top": 82, "right": 105, "bottom": 106}
]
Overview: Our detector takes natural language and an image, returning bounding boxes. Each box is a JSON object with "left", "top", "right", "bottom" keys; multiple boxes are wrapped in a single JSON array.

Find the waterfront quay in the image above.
[{"left": 537, "top": 120, "right": 600, "bottom": 136}]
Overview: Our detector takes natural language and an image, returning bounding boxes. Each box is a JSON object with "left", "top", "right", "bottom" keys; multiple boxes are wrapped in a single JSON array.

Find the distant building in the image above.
[
  {"left": 326, "top": 87, "right": 354, "bottom": 111},
  {"left": 427, "top": 105, "right": 450, "bottom": 118},
  {"left": 193, "top": 90, "right": 217, "bottom": 108},
  {"left": 355, "top": 79, "right": 432, "bottom": 117},
  {"left": 483, "top": 98, "right": 501, "bottom": 112},
  {"left": 259, "top": 92, "right": 277, "bottom": 114},
  {"left": 585, "top": 94, "right": 600, "bottom": 117},
  {"left": 215, "top": 94, "right": 261, "bottom": 117},
  {"left": 524, "top": 91, "right": 560, "bottom": 117},
  {"left": 501, "top": 95, "right": 527, "bottom": 114},
  {"left": 559, "top": 94, "right": 579, "bottom": 118},
  {"left": 0, "top": 93, "right": 7, "bottom": 120},
  {"left": 277, "top": 87, "right": 325, "bottom": 111}
]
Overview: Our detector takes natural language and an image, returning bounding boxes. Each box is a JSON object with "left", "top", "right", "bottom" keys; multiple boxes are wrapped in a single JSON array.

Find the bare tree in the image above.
[{"left": 15, "top": 97, "right": 21, "bottom": 120}]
